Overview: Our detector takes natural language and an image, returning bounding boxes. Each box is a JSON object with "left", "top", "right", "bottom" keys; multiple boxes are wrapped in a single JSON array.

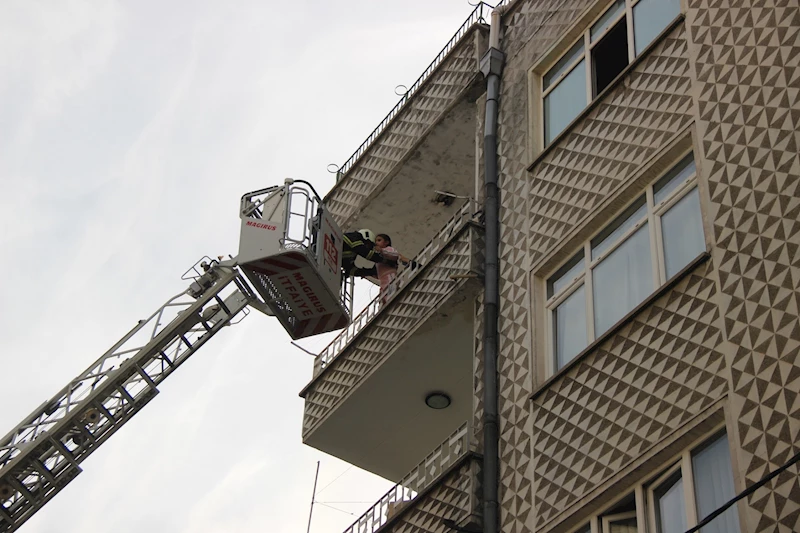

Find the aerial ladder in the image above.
[{"left": 0, "top": 180, "right": 352, "bottom": 532}]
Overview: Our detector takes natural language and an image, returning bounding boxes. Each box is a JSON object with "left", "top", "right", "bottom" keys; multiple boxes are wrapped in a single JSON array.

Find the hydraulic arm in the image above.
[
  {"left": 0, "top": 179, "right": 353, "bottom": 531},
  {"left": 0, "top": 259, "right": 255, "bottom": 532}
]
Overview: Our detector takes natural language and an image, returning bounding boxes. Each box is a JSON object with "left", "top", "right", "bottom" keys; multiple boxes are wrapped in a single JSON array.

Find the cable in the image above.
[
  {"left": 316, "top": 501, "right": 377, "bottom": 504},
  {"left": 684, "top": 447, "right": 800, "bottom": 533},
  {"left": 314, "top": 465, "right": 356, "bottom": 497},
  {"left": 314, "top": 502, "right": 357, "bottom": 517},
  {"left": 314, "top": 397, "right": 437, "bottom": 499}
]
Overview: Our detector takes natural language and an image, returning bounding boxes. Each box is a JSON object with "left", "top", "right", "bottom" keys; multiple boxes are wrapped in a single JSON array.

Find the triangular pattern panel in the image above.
[
  {"left": 687, "top": 1, "right": 800, "bottom": 531},
  {"left": 387, "top": 458, "right": 482, "bottom": 533},
  {"left": 528, "top": 27, "right": 693, "bottom": 265},
  {"left": 327, "top": 34, "right": 482, "bottom": 229},
  {"left": 530, "top": 262, "right": 727, "bottom": 528}
]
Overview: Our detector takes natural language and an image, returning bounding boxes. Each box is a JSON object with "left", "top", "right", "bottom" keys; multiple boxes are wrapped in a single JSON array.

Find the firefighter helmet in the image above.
[{"left": 358, "top": 229, "right": 375, "bottom": 243}]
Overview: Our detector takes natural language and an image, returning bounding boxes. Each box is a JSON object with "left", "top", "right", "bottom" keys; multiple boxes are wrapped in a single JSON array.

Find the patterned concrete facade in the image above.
[
  {"left": 383, "top": 457, "right": 482, "bottom": 533},
  {"left": 325, "top": 26, "right": 488, "bottom": 230},
  {"left": 687, "top": 1, "right": 800, "bottom": 531},
  {"left": 498, "top": 0, "right": 800, "bottom": 532},
  {"left": 496, "top": 2, "right": 599, "bottom": 532},
  {"left": 307, "top": 1, "right": 800, "bottom": 532},
  {"left": 530, "top": 260, "right": 728, "bottom": 529}
]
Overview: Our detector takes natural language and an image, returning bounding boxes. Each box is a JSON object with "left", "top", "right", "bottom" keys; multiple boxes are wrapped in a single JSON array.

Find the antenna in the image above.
[{"left": 306, "top": 461, "right": 321, "bottom": 533}]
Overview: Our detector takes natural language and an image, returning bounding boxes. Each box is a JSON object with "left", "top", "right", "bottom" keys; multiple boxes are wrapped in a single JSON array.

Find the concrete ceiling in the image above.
[
  {"left": 349, "top": 97, "right": 478, "bottom": 259},
  {"left": 303, "top": 284, "right": 478, "bottom": 482}
]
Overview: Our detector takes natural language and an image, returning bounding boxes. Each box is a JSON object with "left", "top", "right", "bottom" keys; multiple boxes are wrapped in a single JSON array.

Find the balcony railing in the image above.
[
  {"left": 314, "top": 199, "right": 481, "bottom": 375},
  {"left": 333, "top": 2, "right": 501, "bottom": 179},
  {"left": 342, "top": 421, "right": 472, "bottom": 533}
]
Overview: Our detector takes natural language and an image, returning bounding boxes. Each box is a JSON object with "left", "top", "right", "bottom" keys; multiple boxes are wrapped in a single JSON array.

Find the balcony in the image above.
[
  {"left": 300, "top": 201, "right": 484, "bottom": 480},
  {"left": 324, "top": 3, "right": 492, "bottom": 259},
  {"left": 341, "top": 422, "right": 481, "bottom": 533}
]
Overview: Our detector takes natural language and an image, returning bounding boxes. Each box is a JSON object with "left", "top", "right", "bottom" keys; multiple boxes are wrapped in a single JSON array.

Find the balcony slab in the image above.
[{"left": 301, "top": 221, "right": 483, "bottom": 480}]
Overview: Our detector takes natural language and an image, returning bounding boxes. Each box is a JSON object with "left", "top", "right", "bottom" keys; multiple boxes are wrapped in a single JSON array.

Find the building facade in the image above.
[{"left": 301, "top": 1, "right": 800, "bottom": 533}]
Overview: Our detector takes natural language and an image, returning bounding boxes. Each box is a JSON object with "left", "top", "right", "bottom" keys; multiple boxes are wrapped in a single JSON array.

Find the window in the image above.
[
  {"left": 601, "top": 496, "right": 638, "bottom": 533},
  {"left": 546, "top": 152, "right": 704, "bottom": 371},
  {"left": 692, "top": 434, "right": 741, "bottom": 533},
  {"left": 576, "top": 432, "right": 740, "bottom": 533},
  {"left": 652, "top": 470, "right": 687, "bottom": 533},
  {"left": 648, "top": 433, "right": 741, "bottom": 533},
  {"left": 603, "top": 512, "right": 638, "bottom": 533},
  {"left": 541, "top": 0, "right": 681, "bottom": 145}
]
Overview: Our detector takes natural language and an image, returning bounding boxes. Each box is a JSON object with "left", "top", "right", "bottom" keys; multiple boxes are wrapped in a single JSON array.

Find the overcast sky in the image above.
[{"left": 0, "top": 1, "right": 482, "bottom": 531}]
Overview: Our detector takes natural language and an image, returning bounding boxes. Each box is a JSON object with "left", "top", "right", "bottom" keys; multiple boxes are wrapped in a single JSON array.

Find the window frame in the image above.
[
  {"left": 646, "top": 462, "right": 688, "bottom": 533},
  {"left": 575, "top": 426, "right": 742, "bottom": 533},
  {"left": 646, "top": 432, "right": 742, "bottom": 533},
  {"left": 538, "top": 0, "right": 680, "bottom": 147},
  {"left": 544, "top": 150, "right": 701, "bottom": 374},
  {"left": 601, "top": 510, "right": 638, "bottom": 532}
]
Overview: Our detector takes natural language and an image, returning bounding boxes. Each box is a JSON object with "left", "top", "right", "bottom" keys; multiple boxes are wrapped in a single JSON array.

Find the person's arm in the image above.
[
  {"left": 380, "top": 248, "right": 418, "bottom": 269},
  {"left": 377, "top": 247, "right": 400, "bottom": 263}
]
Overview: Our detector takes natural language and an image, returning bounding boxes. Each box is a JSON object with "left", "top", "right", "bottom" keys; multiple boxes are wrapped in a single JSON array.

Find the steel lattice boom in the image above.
[{"left": 0, "top": 260, "right": 256, "bottom": 532}]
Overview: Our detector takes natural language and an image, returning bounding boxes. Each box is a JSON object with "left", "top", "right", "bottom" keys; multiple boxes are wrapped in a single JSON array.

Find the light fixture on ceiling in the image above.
[{"left": 425, "top": 392, "right": 451, "bottom": 410}]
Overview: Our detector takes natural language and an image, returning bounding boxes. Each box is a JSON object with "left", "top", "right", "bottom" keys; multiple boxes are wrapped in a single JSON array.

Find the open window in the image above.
[
  {"left": 539, "top": 0, "right": 681, "bottom": 146},
  {"left": 592, "top": 18, "right": 629, "bottom": 96}
]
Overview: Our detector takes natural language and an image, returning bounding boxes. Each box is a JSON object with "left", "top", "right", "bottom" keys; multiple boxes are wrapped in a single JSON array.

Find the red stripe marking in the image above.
[
  {"left": 296, "top": 319, "right": 312, "bottom": 338},
  {"left": 247, "top": 263, "right": 279, "bottom": 276},
  {"left": 261, "top": 257, "right": 303, "bottom": 271},
  {"left": 312, "top": 317, "right": 329, "bottom": 336}
]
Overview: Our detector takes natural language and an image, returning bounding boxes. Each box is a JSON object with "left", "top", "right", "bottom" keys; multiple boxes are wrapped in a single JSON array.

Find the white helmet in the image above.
[{"left": 358, "top": 229, "right": 375, "bottom": 242}]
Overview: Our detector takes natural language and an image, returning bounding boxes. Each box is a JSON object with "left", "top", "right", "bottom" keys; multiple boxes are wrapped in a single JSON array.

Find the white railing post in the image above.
[
  {"left": 335, "top": 3, "right": 490, "bottom": 178},
  {"left": 340, "top": 421, "right": 471, "bottom": 533}
]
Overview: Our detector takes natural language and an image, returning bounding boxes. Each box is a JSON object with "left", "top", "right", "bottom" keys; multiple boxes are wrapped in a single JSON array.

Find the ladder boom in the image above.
[{"left": 0, "top": 262, "right": 253, "bottom": 532}]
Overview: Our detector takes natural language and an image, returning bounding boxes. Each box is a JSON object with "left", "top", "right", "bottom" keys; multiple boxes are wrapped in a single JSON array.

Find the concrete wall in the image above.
[{"left": 488, "top": 0, "right": 800, "bottom": 532}]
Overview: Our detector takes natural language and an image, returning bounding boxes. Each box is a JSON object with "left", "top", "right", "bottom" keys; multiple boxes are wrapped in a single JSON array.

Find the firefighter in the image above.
[
  {"left": 341, "top": 230, "right": 417, "bottom": 279},
  {"left": 341, "top": 229, "right": 389, "bottom": 277}
]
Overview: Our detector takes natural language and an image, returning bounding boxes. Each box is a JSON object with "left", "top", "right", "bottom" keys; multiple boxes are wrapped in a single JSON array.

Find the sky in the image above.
[{"left": 0, "top": 1, "right": 485, "bottom": 531}]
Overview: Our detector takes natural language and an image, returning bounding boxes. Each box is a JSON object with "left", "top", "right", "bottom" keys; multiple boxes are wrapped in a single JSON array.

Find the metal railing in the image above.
[
  {"left": 333, "top": 2, "right": 500, "bottom": 180},
  {"left": 314, "top": 199, "right": 480, "bottom": 375},
  {"left": 342, "top": 421, "right": 472, "bottom": 533}
]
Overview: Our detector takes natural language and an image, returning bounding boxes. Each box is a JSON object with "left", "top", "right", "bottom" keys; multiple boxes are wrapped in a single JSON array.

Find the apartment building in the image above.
[{"left": 300, "top": 1, "right": 800, "bottom": 532}]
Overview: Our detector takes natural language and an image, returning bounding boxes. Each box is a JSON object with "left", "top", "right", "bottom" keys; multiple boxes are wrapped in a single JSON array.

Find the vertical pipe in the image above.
[
  {"left": 481, "top": 6, "right": 505, "bottom": 533},
  {"left": 482, "top": 75, "right": 501, "bottom": 533}
]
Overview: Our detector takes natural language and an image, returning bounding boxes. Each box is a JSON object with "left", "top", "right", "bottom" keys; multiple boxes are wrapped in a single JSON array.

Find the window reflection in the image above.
[
  {"left": 654, "top": 153, "right": 696, "bottom": 204},
  {"left": 591, "top": 197, "right": 648, "bottom": 260},
  {"left": 544, "top": 40, "right": 585, "bottom": 90},
  {"left": 692, "top": 434, "right": 741, "bottom": 533},
  {"left": 656, "top": 476, "right": 686, "bottom": 533},
  {"left": 554, "top": 285, "right": 587, "bottom": 369},
  {"left": 548, "top": 253, "right": 584, "bottom": 298},
  {"left": 661, "top": 188, "right": 704, "bottom": 279},
  {"left": 593, "top": 225, "right": 652, "bottom": 333},
  {"left": 544, "top": 60, "right": 587, "bottom": 144},
  {"left": 633, "top": 0, "right": 681, "bottom": 54}
]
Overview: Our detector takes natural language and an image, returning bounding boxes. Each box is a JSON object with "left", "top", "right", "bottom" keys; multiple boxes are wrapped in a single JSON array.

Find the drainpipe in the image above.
[{"left": 479, "top": 5, "right": 506, "bottom": 533}]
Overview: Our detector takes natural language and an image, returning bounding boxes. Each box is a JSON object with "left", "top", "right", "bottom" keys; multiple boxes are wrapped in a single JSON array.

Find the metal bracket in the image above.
[
  {"left": 480, "top": 48, "right": 505, "bottom": 77},
  {"left": 442, "top": 518, "right": 482, "bottom": 533}
]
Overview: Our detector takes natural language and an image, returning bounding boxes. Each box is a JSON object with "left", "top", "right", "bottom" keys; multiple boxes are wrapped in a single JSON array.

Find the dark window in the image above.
[{"left": 592, "top": 19, "right": 629, "bottom": 96}]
